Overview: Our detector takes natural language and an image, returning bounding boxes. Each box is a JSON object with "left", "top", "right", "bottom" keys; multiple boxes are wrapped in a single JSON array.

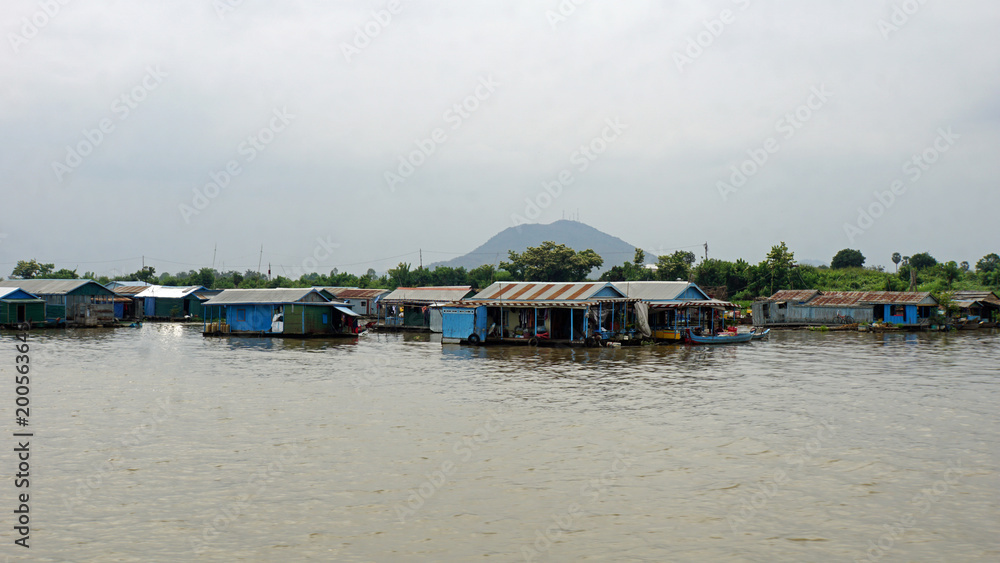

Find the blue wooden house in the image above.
[{"left": 201, "top": 288, "right": 360, "bottom": 337}]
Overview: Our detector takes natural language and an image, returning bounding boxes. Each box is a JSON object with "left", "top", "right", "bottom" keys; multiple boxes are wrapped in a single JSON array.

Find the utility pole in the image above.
[
  {"left": 212, "top": 244, "right": 217, "bottom": 269},
  {"left": 257, "top": 245, "right": 263, "bottom": 278},
  {"left": 419, "top": 249, "right": 422, "bottom": 269},
  {"left": 704, "top": 242, "right": 709, "bottom": 261}
]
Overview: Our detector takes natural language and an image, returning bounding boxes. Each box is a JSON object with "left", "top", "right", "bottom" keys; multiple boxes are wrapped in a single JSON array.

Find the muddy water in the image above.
[{"left": 6, "top": 325, "right": 998, "bottom": 561}]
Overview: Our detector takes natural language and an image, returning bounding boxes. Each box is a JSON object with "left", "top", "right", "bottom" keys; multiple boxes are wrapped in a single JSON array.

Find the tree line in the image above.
[{"left": 6, "top": 244, "right": 999, "bottom": 298}]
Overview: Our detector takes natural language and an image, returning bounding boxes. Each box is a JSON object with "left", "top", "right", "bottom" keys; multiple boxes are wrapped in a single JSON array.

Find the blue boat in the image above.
[
  {"left": 684, "top": 328, "right": 754, "bottom": 345},
  {"left": 750, "top": 328, "right": 770, "bottom": 340}
]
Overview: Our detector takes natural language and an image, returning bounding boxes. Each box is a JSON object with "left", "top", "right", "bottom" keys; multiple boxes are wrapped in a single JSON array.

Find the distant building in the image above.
[
  {"left": 613, "top": 281, "right": 737, "bottom": 341},
  {"left": 379, "top": 286, "right": 475, "bottom": 330},
  {"left": 106, "top": 281, "right": 154, "bottom": 319},
  {"left": 201, "top": 288, "right": 359, "bottom": 336},
  {"left": 0, "top": 288, "right": 46, "bottom": 327},
  {"left": 318, "top": 287, "right": 389, "bottom": 316},
  {"left": 753, "top": 290, "right": 938, "bottom": 328},
  {"left": 0, "top": 279, "right": 117, "bottom": 325},
  {"left": 951, "top": 291, "right": 1000, "bottom": 323},
  {"left": 135, "top": 285, "right": 209, "bottom": 319}
]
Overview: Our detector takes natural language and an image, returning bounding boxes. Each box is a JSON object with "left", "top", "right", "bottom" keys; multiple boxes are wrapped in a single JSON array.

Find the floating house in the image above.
[
  {"left": 106, "top": 282, "right": 154, "bottom": 320},
  {"left": 613, "top": 281, "right": 738, "bottom": 341},
  {"left": 440, "top": 281, "right": 638, "bottom": 346},
  {"left": 135, "top": 285, "right": 208, "bottom": 319},
  {"left": 201, "top": 288, "right": 359, "bottom": 337},
  {"left": 753, "top": 290, "right": 938, "bottom": 328},
  {"left": 378, "top": 286, "right": 475, "bottom": 330},
  {"left": 951, "top": 291, "right": 1000, "bottom": 325},
  {"left": 0, "top": 279, "right": 117, "bottom": 325},
  {"left": 319, "top": 288, "right": 389, "bottom": 316},
  {"left": 0, "top": 288, "right": 46, "bottom": 327}
]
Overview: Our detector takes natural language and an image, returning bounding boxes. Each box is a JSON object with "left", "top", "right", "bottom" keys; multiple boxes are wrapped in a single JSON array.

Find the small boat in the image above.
[
  {"left": 684, "top": 328, "right": 754, "bottom": 345},
  {"left": 750, "top": 328, "right": 770, "bottom": 340}
]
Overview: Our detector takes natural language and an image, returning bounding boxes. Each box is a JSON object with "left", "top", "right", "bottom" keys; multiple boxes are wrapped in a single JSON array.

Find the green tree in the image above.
[
  {"left": 764, "top": 242, "right": 796, "bottom": 294},
  {"left": 131, "top": 266, "right": 157, "bottom": 283},
  {"left": 656, "top": 251, "right": 696, "bottom": 281},
  {"left": 892, "top": 252, "right": 902, "bottom": 272},
  {"left": 831, "top": 248, "right": 865, "bottom": 269},
  {"left": 500, "top": 241, "right": 603, "bottom": 282},
  {"left": 976, "top": 253, "right": 1000, "bottom": 287},
  {"left": 11, "top": 259, "right": 54, "bottom": 279},
  {"left": 908, "top": 252, "right": 937, "bottom": 271},
  {"left": 195, "top": 267, "right": 216, "bottom": 289},
  {"left": 48, "top": 268, "right": 80, "bottom": 279}
]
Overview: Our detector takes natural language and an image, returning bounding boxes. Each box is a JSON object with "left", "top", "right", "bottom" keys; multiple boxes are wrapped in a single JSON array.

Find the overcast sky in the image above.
[{"left": 1, "top": 0, "right": 997, "bottom": 278}]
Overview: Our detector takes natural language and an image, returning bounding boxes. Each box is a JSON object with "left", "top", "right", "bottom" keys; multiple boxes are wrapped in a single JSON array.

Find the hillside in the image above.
[{"left": 428, "top": 220, "right": 646, "bottom": 274}]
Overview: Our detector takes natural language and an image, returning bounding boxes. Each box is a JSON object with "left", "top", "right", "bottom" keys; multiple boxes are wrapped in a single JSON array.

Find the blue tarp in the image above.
[
  {"left": 144, "top": 298, "right": 155, "bottom": 317},
  {"left": 114, "top": 303, "right": 125, "bottom": 318},
  {"left": 226, "top": 304, "right": 275, "bottom": 332}
]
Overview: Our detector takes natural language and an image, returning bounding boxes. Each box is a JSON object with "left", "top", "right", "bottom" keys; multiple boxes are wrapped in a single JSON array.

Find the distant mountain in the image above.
[{"left": 428, "top": 220, "right": 646, "bottom": 274}]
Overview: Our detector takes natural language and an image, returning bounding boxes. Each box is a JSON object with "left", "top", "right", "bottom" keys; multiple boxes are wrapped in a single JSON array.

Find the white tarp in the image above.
[{"left": 634, "top": 301, "right": 652, "bottom": 338}]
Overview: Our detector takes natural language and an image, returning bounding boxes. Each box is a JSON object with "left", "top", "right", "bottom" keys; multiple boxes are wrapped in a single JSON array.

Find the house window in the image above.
[
  {"left": 237, "top": 308, "right": 246, "bottom": 322},
  {"left": 891, "top": 305, "right": 905, "bottom": 317},
  {"left": 361, "top": 301, "right": 367, "bottom": 308}
]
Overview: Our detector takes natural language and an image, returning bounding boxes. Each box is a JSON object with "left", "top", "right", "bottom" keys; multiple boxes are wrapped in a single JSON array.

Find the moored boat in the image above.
[
  {"left": 750, "top": 328, "right": 770, "bottom": 340},
  {"left": 684, "top": 328, "right": 754, "bottom": 345}
]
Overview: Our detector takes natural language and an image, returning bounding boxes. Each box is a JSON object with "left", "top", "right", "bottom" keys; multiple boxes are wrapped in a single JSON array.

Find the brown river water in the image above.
[{"left": 2, "top": 325, "right": 998, "bottom": 561}]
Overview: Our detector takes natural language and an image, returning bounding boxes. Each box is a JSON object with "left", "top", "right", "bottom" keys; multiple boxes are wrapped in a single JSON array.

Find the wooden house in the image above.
[
  {"left": 0, "top": 288, "right": 46, "bottom": 327},
  {"left": 440, "top": 281, "right": 635, "bottom": 346},
  {"left": 0, "top": 279, "right": 117, "bottom": 325},
  {"left": 201, "top": 288, "right": 359, "bottom": 337},
  {"left": 753, "top": 290, "right": 938, "bottom": 328},
  {"left": 319, "top": 287, "right": 389, "bottom": 316},
  {"left": 613, "top": 281, "right": 738, "bottom": 341},
  {"left": 378, "top": 286, "right": 475, "bottom": 330}
]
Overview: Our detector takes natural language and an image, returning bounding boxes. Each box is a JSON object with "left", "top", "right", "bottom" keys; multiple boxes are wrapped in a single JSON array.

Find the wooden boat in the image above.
[
  {"left": 684, "top": 328, "right": 753, "bottom": 345},
  {"left": 750, "top": 328, "right": 770, "bottom": 340}
]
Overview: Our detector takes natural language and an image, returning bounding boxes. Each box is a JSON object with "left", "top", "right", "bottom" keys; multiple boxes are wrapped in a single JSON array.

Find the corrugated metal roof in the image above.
[
  {"left": 444, "top": 300, "right": 626, "bottom": 309},
  {"left": 612, "top": 281, "right": 704, "bottom": 301},
  {"left": 135, "top": 286, "right": 205, "bottom": 299},
  {"left": 382, "top": 286, "right": 472, "bottom": 303},
  {"left": 106, "top": 281, "right": 155, "bottom": 288},
  {"left": 768, "top": 290, "right": 820, "bottom": 302},
  {"left": 952, "top": 291, "right": 1000, "bottom": 305},
  {"left": 112, "top": 285, "right": 156, "bottom": 296},
  {"left": 649, "top": 299, "right": 738, "bottom": 309},
  {"left": 323, "top": 288, "right": 390, "bottom": 299},
  {"left": 471, "top": 282, "right": 619, "bottom": 301},
  {"left": 0, "top": 279, "right": 111, "bottom": 295},
  {"left": 202, "top": 288, "right": 338, "bottom": 306},
  {"left": 766, "top": 290, "right": 936, "bottom": 307}
]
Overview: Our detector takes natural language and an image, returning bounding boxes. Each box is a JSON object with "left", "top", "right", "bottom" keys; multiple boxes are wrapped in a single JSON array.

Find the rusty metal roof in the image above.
[
  {"left": 768, "top": 290, "right": 820, "bottom": 302},
  {"left": 110, "top": 285, "right": 151, "bottom": 296},
  {"left": 766, "top": 290, "right": 936, "bottom": 307},
  {"left": 203, "top": 288, "right": 340, "bottom": 306},
  {"left": 472, "top": 282, "right": 622, "bottom": 301}
]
